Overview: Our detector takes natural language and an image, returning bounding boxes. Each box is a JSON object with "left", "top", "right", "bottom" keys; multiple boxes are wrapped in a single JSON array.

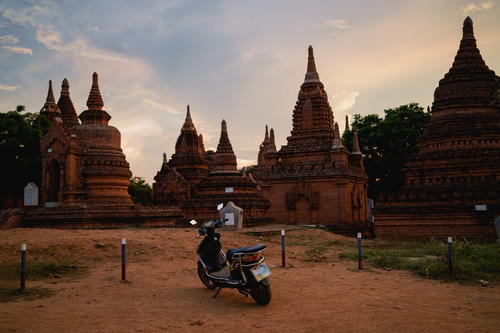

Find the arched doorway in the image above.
[{"left": 47, "top": 160, "right": 60, "bottom": 203}]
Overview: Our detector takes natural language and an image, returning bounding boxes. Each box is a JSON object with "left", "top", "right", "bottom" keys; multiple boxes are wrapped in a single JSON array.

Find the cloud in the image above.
[
  {"left": 36, "top": 26, "right": 128, "bottom": 62},
  {"left": 239, "top": 47, "right": 279, "bottom": 64},
  {"left": 460, "top": 1, "right": 494, "bottom": 15},
  {"left": 0, "top": 1, "right": 56, "bottom": 27},
  {"left": 332, "top": 90, "right": 359, "bottom": 114},
  {"left": 2, "top": 46, "right": 33, "bottom": 55},
  {"left": 313, "top": 19, "right": 350, "bottom": 30},
  {"left": 0, "top": 34, "right": 19, "bottom": 44},
  {"left": 0, "top": 84, "right": 21, "bottom": 91},
  {"left": 142, "top": 98, "right": 182, "bottom": 114}
]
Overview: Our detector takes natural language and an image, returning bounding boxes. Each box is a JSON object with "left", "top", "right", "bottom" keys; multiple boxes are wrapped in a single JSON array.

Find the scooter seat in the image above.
[{"left": 226, "top": 244, "right": 266, "bottom": 260}]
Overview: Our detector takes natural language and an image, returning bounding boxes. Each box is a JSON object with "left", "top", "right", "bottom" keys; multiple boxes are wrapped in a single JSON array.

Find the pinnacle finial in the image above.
[
  {"left": 163, "top": 152, "right": 167, "bottom": 161},
  {"left": 186, "top": 105, "right": 192, "bottom": 122},
  {"left": 332, "top": 122, "right": 344, "bottom": 149},
  {"left": 181, "top": 104, "right": 196, "bottom": 132},
  {"left": 221, "top": 119, "right": 227, "bottom": 133},
  {"left": 345, "top": 115, "right": 350, "bottom": 132},
  {"left": 86, "top": 72, "right": 104, "bottom": 110},
  {"left": 270, "top": 128, "right": 276, "bottom": 146},
  {"left": 352, "top": 132, "right": 362, "bottom": 155},
  {"left": 463, "top": 16, "right": 474, "bottom": 38},
  {"left": 265, "top": 125, "right": 269, "bottom": 140},
  {"left": 46, "top": 80, "right": 55, "bottom": 103},
  {"left": 304, "top": 45, "right": 320, "bottom": 83},
  {"left": 307, "top": 45, "right": 317, "bottom": 73},
  {"left": 61, "top": 78, "right": 70, "bottom": 97}
]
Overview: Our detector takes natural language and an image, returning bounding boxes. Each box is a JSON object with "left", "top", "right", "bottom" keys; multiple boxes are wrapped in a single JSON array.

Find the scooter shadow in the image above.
[{"left": 178, "top": 286, "right": 266, "bottom": 310}]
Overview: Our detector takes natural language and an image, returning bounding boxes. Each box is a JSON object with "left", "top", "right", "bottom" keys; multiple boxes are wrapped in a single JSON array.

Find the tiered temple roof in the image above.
[
  {"left": 57, "top": 79, "right": 80, "bottom": 129},
  {"left": 180, "top": 120, "right": 273, "bottom": 224},
  {"left": 375, "top": 17, "right": 500, "bottom": 239},
  {"left": 40, "top": 80, "right": 61, "bottom": 122},
  {"left": 33, "top": 72, "right": 182, "bottom": 227},
  {"left": 167, "top": 106, "right": 209, "bottom": 181},
  {"left": 283, "top": 45, "right": 335, "bottom": 153},
  {"left": 75, "top": 72, "right": 132, "bottom": 205},
  {"left": 252, "top": 46, "right": 368, "bottom": 227}
]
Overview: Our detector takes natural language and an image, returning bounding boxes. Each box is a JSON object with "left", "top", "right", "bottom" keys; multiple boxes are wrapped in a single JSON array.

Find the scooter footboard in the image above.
[{"left": 199, "top": 250, "right": 228, "bottom": 273}]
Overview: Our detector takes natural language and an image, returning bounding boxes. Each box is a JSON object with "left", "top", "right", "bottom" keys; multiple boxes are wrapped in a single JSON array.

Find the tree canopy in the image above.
[
  {"left": 0, "top": 106, "right": 50, "bottom": 207},
  {"left": 128, "top": 176, "right": 153, "bottom": 206},
  {"left": 343, "top": 103, "right": 431, "bottom": 200}
]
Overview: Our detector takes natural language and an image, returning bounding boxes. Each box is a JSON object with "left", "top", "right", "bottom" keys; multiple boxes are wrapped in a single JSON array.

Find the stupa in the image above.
[
  {"left": 24, "top": 73, "right": 182, "bottom": 227},
  {"left": 252, "top": 45, "right": 368, "bottom": 228},
  {"left": 184, "top": 120, "right": 273, "bottom": 224},
  {"left": 153, "top": 106, "right": 208, "bottom": 206},
  {"left": 375, "top": 17, "right": 500, "bottom": 239}
]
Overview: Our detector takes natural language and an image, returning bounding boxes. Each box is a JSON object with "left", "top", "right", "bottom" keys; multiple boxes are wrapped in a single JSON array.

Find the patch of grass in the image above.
[
  {"left": 0, "top": 286, "right": 55, "bottom": 303},
  {"left": 0, "top": 260, "right": 86, "bottom": 280},
  {"left": 304, "top": 245, "right": 328, "bottom": 262},
  {"left": 339, "top": 239, "right": 500, "bottom": 283}
]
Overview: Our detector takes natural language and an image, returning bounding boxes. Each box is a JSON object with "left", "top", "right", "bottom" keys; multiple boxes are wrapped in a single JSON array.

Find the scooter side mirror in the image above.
[
  {"left": 217, "top": 203, "right": 224, "bottom": 211},
  {"left": 189, "top": 219, "right": 197, "bottom": 225}
]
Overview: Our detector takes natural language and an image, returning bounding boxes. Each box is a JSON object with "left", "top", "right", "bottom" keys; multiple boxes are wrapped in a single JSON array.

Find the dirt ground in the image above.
[{"left": 0, "top": 227, "right": 499, "bottom": 333}]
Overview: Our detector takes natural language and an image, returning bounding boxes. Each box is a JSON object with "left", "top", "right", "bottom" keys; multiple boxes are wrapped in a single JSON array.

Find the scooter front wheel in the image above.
[
  {"left": 197, "top": 262, "right": 217, "bottom": 289},
  {"left": 250, "top": 279, "right": 272, "bottom": 305}
]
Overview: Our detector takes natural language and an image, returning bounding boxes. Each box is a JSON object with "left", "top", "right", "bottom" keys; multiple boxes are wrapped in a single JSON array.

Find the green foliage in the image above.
[
  {"left": 239, "top": 165, "right": 255, "bottom": 174},
  {"left": 340, "top": 238, "right": 500, "bottom": 283},
  {"left": 128, "top": 176, "right": 153, "bottom": 206},
  {"left": 343, "top": 103, "right": 431, "bottom": 198},
  {"left": 0, "top": 106, "right": 50, "bottom": 205}
]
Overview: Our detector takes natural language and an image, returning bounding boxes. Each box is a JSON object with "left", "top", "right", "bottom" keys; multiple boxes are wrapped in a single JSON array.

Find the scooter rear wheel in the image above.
[
  {"left": 250, "top": 280, "right": 272, "bottom": 305},
  {"left": 197, "top": 262, "right": 217, "bottom": 289}
]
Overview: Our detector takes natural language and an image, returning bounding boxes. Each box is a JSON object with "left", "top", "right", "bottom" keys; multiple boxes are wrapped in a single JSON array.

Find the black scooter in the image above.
[{"left": 193, "top": 218, "right": 272, "bottom": 305}]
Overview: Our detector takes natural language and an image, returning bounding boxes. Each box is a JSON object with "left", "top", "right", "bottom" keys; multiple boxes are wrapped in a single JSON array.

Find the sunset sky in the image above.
[{"left": 1, "top": 0, "right": 499, "bottom": 183}]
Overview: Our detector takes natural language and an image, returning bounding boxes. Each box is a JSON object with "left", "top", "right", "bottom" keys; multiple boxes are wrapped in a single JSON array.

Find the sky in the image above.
[{"left": 1, "top": 0, "right": 499, "bottom": 184}]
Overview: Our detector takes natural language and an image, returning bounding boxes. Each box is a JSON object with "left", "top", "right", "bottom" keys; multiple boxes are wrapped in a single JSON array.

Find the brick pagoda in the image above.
[
  {"left": 24, "top": 73, "right": 181, "bottom": 227},
  {"left": 252, "top": 46, "right": 369, "bottom": 227},
  {"left": 375, "top": 17, "right": 500, "bottom": 239},
  {"left": 153, "top": 106, "right": 208, "bottom": 206},
  {"left": 183, "top": 120, "right": 273, "bottom": 224}
]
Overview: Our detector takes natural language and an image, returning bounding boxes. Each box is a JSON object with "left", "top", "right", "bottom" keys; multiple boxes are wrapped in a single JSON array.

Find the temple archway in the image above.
[{"left": 47, "top": 159, "right": 61, "bottom": 202}]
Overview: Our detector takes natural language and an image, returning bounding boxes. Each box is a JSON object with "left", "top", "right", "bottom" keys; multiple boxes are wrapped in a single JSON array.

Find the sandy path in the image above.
[{"left": 0, "top": 228, "right": 498, "bottom": 333}]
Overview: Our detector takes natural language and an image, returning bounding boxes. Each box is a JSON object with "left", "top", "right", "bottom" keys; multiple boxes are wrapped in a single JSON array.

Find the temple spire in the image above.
[
  {"left": 40, "top": 80, "right": 61, "bottom": 121},
  {"left": 199, "top": 133, "right": 206, "bottom": 153},
  {"left": 216, "top": 119, "right": 234, "bottom": 153},
  {"left": 352, "top": 132, "right": 362, "bottom": 155},
  {"left": 307, "top": 45, "right": 317, "bottom": 73},
  {"left": 270, "top": 128, "right": 275, "bottom": 146},
  {"left": 79, "top": 73, "right": 110, "bottom": 125},
  {"left": 304, "top": 45, "right": 320, "bottom": 83},
  {"left": 213, "top": 119, "right": 238, "bottom": 173},
  {"left": 182, "top": 105, "right": 195, "bottom": 132},
  {"left": 331, "top": 122, "right": 344, "bottom": 149},
  {"left": 86, "top": 72, "right": 104, "bottom": 110},
  {"left": 61, "top": 78, "right": 69, "bottom": 97},
  {"left": 345, "top": 115, "right": 350, "bottom": 132},
  {"left": 265, "top": 125, "right": 269, "bottom": 141},
  {"left": 46, "top": 80, "right": 55, "bottom": 103},
  {"left": 463, "top": 16, "right": 473, "bottom": 38}
]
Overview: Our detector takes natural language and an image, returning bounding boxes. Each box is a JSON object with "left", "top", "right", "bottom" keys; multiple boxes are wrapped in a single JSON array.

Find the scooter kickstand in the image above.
[{"left": 213, "top": 287, "right": 222, "bottom": 298}]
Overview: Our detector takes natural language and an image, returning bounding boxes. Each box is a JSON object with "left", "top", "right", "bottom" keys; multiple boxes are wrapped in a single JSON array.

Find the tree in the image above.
[
  {"left": 128, "top": 176, "right": 153, "bottom": 206},
  {"left": 343, "top": 103, "right": 431, "bottom": 200},
  {"left": 239, "top": 165, "right": 255, "bottom": 174},
  {"left": 0, "top": 106, "right": 50, "bottom": 207}
]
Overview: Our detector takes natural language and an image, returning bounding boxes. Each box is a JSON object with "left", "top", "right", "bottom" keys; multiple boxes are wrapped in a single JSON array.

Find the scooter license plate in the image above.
[{"left": 250, "top": 263, "right": 271, "bottom": 282}]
